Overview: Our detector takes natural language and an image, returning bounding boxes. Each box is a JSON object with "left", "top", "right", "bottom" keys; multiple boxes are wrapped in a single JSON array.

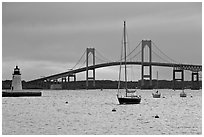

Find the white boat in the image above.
[
  {"left": 180, "top": 90, "right": 187, "bottom": 97},
  {"left": 152, "top": 71, "right": 161, "bottom": 98}
]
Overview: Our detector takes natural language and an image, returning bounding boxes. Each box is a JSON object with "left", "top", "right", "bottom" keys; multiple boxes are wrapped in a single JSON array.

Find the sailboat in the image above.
[
  {"left": 180, "top": 75, "right": 187, "bottom": 97},
  {"left": 117, "top": 21, "right": 141, "bottom": 104},
  {"left": 180, "top": 85, "right": 187, "bottom": 97},
  {"left": 180, "top": 90, "right": 187, "bottom": 97},
  {"left": 152, "top": 71, "right": 161, "bottom": 98}
]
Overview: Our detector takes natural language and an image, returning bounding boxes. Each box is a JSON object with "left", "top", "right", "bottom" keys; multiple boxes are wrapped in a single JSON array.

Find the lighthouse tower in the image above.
[{"left": 11, "top": 66, "right": 22, "bottom": 91}]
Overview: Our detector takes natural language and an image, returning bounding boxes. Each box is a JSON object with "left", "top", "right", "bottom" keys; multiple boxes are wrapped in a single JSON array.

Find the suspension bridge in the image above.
[{"left": 27, "top": 40, "right": 202, "bottom": 89}]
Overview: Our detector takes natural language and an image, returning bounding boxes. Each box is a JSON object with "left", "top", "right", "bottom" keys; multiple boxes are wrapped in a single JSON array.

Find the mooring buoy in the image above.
[
  {"left": 155, "top": 115, "right": 159, "bottom": 118},
  {"left": 112, "top": 108, "right": 116, "bottom": 112}
]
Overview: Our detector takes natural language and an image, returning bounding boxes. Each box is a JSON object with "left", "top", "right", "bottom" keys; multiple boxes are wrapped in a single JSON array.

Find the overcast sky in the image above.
[{"left": 2, "top": 2, "right": 202, "bottom": 81}]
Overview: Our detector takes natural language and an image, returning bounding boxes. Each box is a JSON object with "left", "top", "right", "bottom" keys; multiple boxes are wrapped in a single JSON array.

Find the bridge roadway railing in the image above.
[{"left": 27, "top": 61, "right": 202, "bottom": 83}]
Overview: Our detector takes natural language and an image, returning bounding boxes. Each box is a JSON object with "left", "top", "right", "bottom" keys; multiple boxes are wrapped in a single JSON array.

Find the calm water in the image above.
[{"left": 2, "top": 89, "right": 202, "bottom": 135}]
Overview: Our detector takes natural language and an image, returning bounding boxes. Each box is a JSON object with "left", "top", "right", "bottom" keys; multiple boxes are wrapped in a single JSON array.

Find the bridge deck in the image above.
[{"left": 28, "top": 61, "right": 202, "bottom": 83}]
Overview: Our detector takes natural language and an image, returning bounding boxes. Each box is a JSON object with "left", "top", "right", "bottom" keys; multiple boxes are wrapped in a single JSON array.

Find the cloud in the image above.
[{"left": 2, "top": 2, "right": 201, "bottom": 81}]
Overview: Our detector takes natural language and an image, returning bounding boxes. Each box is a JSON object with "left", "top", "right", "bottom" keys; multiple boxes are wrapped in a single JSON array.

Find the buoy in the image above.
[
  {"left": 112, "top": 108, "right": 116, "bottom": 112},
  {"left": 155, "top": 115, "right": 159, "bottom": 118}
]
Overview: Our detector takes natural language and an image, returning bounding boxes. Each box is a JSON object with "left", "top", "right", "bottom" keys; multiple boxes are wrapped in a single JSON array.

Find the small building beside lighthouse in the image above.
[{"left": 11, "top": 66, "right": 22, "bottom": 91}]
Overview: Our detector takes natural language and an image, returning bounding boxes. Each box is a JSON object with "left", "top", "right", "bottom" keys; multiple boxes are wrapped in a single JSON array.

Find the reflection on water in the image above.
[{"left": 2, "top": 89, "right": 202, "bottom": 135}]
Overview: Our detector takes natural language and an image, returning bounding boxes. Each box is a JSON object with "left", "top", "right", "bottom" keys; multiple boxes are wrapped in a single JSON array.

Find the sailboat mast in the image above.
[
  {"left": 124, "top": 21, "right": 127, "bottom": 95},
  {"left": 157, "top": 71, "right": 158, "bottom": 90}
]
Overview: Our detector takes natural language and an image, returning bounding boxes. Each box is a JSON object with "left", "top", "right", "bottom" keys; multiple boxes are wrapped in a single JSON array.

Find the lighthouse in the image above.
[
  {"left": 2, "top": 66, "right": 42, "bottom": 97},
  {"left": 11, "top": 66, "right": 22, "bottom": 91}
]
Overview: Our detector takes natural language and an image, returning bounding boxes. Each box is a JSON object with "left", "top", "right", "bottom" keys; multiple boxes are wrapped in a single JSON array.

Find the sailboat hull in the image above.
[
  {"left": 152, "top": 93, "right": 161, "bottom": 98},
  {"left": 117, "top": 97, "right": 141, "bottom": 104},
  {"left": 180, "top": 93, "right": 187, "bottom": 97}
]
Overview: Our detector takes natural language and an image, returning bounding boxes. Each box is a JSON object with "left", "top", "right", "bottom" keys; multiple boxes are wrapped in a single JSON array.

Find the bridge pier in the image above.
[
  {"left": 68, "top": 74, "right": 76, "bottom": 82},
  {"left": 141, "top": 40, "right": 152, "bottom": 88},
  {"left": 173, "top": 68, "right": 184, "bottom": 90},
  {"left": 61, "top": 77, "right": 67, "bottom": 83},
  {"left": 86, "top": 48, "right": 95, "bottom": 89},
  {"left": 49, "top": 79, "right": 62, "bottom": 89},
  {"left": 43, "top": 79, "right": 50, "bottom": 89},
  {"left": 191, "top": 71, "right": 200, "bottom": 90},
  {"left": 54, "top": 79, "right": 58, "bottom": 84}
]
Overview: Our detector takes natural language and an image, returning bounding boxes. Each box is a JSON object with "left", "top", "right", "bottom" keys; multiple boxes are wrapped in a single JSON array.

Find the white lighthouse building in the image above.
[{"left": 11, "top": 66, "right": 22, "bottom": 91}]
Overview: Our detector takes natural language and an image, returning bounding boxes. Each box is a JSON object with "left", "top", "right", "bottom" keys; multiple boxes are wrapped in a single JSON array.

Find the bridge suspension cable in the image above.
[
  {"left": 117, "top": 40, "right": 142, "bottom": 62},
  {"left": 126, "top": 40, "right": 142, "bottom": 59},
  {"left": 152, "top": 41, "right": 178, "bottom": 63},
  {"left": 127, "top": 50, "right": 142, "bottom": 62},
  {"left": 71, "top": 50, "right": 86, "bottom": 70},
  {"left": 70, "top": 40, "right": 179, "bottom": 71},
  {"left": 95, "top": 49, "right": 113, "bottom": 62},
  {"left": 78, "top": 53, "right": 92, "bottom": 68},
  {"left": 152, "top": 49, "right": 172, "bottom": 63},
  {"left": 95, "top": 55, "right": 109, "bottom": 63}
]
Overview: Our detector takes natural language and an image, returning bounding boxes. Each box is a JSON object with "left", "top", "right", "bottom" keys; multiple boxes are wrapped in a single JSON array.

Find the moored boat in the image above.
[
  {"left": 180, "top": 90, "right": 187, "bottom": 97},
  {"left": 152, "top": 91, "right": 161, "bottom": 98},
  {"left": 117, "top": 21, "right": 141, "bottom": 104},
  {"left": 117, "top": 94, "right": 141, "bottom": 104},
  {"left": 152, "top": 71, "right": 161, "bottom": 98}
]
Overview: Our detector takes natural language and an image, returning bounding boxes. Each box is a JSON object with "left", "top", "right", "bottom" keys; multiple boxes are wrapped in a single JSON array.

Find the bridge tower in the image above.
[
  {"left": 86, "top": 48, "right": 95, "bottom": 89},
  {"left": 173, "top": 68, "right": 184, "bottom": 90},
  {"left": 141, "top": 40, "right": 152, "bottom": 88},
  {"left": 191, "top": 71, "right": 200, "bottom": 90},
  {"left": 67, "top": 73, "right": 76, "bottom": 82}
]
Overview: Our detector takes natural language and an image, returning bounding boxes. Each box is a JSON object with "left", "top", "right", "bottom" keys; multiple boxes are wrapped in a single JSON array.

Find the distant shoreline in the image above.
[{"left": 2, "top": 80, "right": 201, "bottom": 90}]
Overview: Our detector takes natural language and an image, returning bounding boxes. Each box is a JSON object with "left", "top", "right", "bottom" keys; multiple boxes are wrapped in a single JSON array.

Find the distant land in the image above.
[{"left": 2, "top": 80, "right": 201, "bottom": 90}]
